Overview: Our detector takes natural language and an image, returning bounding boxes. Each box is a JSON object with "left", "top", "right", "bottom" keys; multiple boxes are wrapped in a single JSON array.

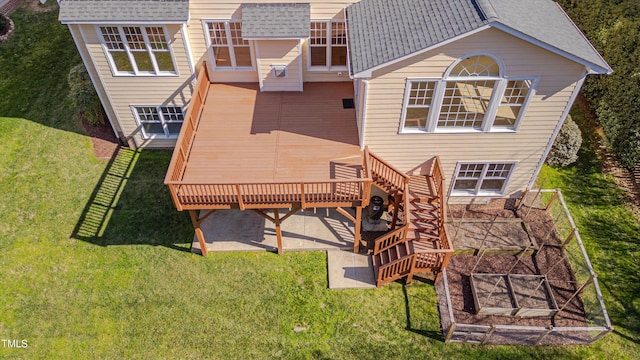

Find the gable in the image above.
[
  {"left": 347, "top": 0, "right": 488, "bottom": 76},
  {"left": 241, "top": 3, "right": 311, "bottom": 39},
  {"left": 347, "top": 0, "right": 611, "bottom": 77}
]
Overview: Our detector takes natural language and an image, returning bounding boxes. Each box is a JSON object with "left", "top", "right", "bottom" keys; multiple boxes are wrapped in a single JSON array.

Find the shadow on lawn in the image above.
[
  {"left": 546, "top": 107, "right": 640, "bottom": 343},
  {"left": 401, "top": 283, "right": 444, "bottom": 341},
  {"left": 70, "top": 148, "right": 193, "bottom": 252}
]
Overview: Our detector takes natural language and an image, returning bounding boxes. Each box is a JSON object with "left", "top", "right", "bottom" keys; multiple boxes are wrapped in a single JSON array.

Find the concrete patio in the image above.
[
  {"left": 190, "top": 207, "right": 377, "bottom": 289},
  {"left": 192, "top": 207, "right": 357, "bottom": 252}
]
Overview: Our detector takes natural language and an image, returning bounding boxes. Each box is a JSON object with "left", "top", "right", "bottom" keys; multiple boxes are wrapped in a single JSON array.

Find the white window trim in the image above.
[
  {"left": 131, "top": 105, "right": 184, "bottom": 139},
  {"left": 450, "top": 162, "right": 517, "bottom": 197},
  {"left": 398, "top": 54, "right": 538, "bottom": 134},
  {"left": 202, "top": 19, "right": 255, "bottom": 71},
  {"left": 97, "top": 25, "right": 178, "bottom": 77},
  {"left": 492, "top": 76, "right": 539, "bottom": 132},
  {"left": 307, "top": 19, "right": 348, "bottom": 72},
  {"left": 444, "top": 52, "right": 505, "bottom": 78},
  {"left": 398, "top": 78, "right": 439, "bottom": 133}
]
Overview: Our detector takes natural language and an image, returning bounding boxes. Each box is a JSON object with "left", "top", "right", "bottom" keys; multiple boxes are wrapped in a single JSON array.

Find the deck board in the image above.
[{"left": 182, "top": 82, "right": 361, "bottom": 184}]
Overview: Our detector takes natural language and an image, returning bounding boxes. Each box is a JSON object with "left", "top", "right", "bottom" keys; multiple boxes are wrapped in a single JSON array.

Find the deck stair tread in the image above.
[
  {"left": 408, "top": 175, "right": 437, "bottom": 201},
  {"left": 370, "top": 160, "right": 450, "bottom": 287}
]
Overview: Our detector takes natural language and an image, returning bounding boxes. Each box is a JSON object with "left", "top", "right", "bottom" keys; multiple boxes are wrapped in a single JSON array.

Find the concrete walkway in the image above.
[{"left": 326, "top": 250, "right": 376, "bottom": 289}]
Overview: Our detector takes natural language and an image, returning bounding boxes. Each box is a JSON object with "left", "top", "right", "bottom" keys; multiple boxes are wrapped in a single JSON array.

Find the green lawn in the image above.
[{"left": 0, "top": 7, "right": 639, "bottom": 359}]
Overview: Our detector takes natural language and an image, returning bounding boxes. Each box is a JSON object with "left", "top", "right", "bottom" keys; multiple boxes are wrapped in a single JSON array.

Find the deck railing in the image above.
[
  {"left": 431, "top": 156, "right": 446, "bottom": 222},
  {"left": 368, "top": 148, "right": 410, "bottom": 192},
  {"left": 165, "top": 63, "right": 210, "bottom": 208},
  {"left": 168, "top": 179, "right": 372, "bottom": 211},
  {"left": 165, "top": 63, "right": 374, "bottom": 211}
]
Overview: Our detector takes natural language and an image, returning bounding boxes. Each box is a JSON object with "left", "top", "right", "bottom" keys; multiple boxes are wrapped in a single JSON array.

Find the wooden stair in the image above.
[
  {"left": 373, "top": 241, "right": 416, "bottom": 286},
  {"left": 366, "top": 151, "right": 452, "bottom": 287},
  {"left": 406, "top": 175, "right": 441, "bottom": 244}
]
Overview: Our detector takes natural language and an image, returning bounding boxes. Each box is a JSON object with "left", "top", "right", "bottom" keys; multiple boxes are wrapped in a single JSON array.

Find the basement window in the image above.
[
  {"left": 452, "top": 162, "right": 516, "bottom": 196},
  {"left": 132, "top": 105, "right": 184, "bottom": 139}
]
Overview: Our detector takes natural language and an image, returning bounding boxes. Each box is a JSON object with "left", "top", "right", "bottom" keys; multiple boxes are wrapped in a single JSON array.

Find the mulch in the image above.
[
  {"left": 438, "top": 199, "right": 595, "bottom": 345},
  {"left": 80, "top": 118, "right": 120, "bottom": 160}
]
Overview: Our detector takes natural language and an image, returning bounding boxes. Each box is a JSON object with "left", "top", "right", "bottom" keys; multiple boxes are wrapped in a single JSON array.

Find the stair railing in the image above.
[
  {"left": 373, "top": 225, "right": 408, "bottom": 255},
  {"left": 366, "top": 146, "right": 410, "bottom": 194},
  {"left": 376, "top": 253, "right": 416, "bottom": 285}
]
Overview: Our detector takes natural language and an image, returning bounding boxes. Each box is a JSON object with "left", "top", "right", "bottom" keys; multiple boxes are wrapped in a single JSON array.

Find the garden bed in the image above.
[
  {"left": 437, "top": 195, "right": 611, "bottom": 345},
  {"left": 471, "top": 273, "right": 558, "bottom": 317}
]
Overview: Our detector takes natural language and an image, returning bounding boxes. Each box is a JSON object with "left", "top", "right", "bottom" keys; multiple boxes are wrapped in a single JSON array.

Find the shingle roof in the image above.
[
  {"left": 346, "top": 0, "right": 611, "bottom": 76},
  {"left": 347, "top": 0, "right": 488, "bottom": 76},
  {"left": 241, "top": 3, "right": 310, "bottom": 39},
  {"left": 59, "top": 0, "right": 190, "bottom": 24},
  {"left": 486, "top": 0, "right": 610, "bottom": 73}
]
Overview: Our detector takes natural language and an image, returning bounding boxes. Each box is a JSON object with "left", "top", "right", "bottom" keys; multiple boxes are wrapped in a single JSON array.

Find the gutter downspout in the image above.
[{"left": 359, "top": 79, "right": 368, "bottom": 150}]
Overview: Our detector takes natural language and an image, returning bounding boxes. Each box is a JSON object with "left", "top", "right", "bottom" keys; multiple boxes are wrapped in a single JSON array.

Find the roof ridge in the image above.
[
  {"left": 475, "top": 0, "right": 499, "bottom": 21},
  {"left": 551, "top": 1, "right": 612, "bottom": 73}
]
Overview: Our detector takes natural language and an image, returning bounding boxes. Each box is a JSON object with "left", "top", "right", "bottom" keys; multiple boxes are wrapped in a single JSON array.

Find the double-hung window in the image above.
[
  {"left": 133, "top": 106, "right": 184, "bottom": 139},
  {"left": 404, "top": 81, "right": 437, "bottom": 129},
  {"left": 494, "top": 79, "right": 533, "bottom": 128},
  {"left": 309, "top": 20, "right": 347, "bottom": 70},
  {"left": 452, "top": 162, "right": 516, "bottom": 196},
  {"left": 99, "top": 26, "right": 176, "bottom": 75},
  {"left": 205, "top": 21, "right": 252, "bottom": 70},
  {"left": 400, "top": 54, "right": 536, "bottom": 133}
]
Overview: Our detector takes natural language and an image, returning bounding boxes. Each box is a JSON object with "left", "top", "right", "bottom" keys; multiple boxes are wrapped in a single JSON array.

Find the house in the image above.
[{"left": 59, "top": 0, "right": 610, "bottom": 286}]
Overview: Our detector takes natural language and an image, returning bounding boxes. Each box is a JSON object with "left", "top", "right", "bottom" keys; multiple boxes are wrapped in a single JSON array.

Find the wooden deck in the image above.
[
  {"left": 183, "top": 82, "right": 361, "bottom": 183},
  {"left": 165, "top": 64, "right": 370, "bottom": 212},
  {"left": 164, "top": 64, "right": 451, "bottom": 262}
]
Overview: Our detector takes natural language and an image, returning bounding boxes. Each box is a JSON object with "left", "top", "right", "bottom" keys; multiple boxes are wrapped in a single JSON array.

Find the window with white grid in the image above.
[
  {"left": 438, "top": 79, "right": 496, "bottom": 129},
  {"left": 133, "top": 106, "right": 184, "bottom": 138},
  {"left": 494, "top": 79, "right": 533, "bottom": 128},
  {"left": 403, "top": 81, "right": 437, "bottom": 130},
  {"left": 308, "top": 20, "right": 347, "bottom": 69},
  {"left": 98, "top": 26, "right": 175, "bottom": 75},
  {"left": 450, "top": 55, "right": 501, "bottom": 76},
  {"left": 399, "top": 54, "right": 536, "bottom": 133},
  {"left": 205, "top": 21, "right": 252, "bottom": 69},
  {"left": 452, "top": 162, "right": 515, "bottom": 196}
]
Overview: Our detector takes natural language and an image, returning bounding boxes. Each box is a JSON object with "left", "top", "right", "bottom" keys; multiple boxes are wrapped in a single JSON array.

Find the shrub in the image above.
[
  {"left": 0, "top": 14, "right": 7, "bottom": 35},
  {"left": 547, "top": 115, "right": 582, "bottom": 167},
  {"left": 67, "top": 63, "right": 104, "bottom": 125}
]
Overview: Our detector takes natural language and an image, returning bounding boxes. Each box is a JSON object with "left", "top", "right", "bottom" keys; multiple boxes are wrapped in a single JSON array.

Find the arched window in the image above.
[
  {"left": 401, "top": 54, "right": 536, "bottom": 133},
  {"left": 447, "top": 54, "right": 502, "bottom": 77}
]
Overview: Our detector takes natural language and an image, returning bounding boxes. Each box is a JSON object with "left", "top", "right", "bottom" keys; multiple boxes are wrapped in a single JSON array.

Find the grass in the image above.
[
  {"left": 0, "top": 7, "right": 639, "bottom": 359},
  {"left": 538, "top": 105, "right": 640, "bottom": 355}
]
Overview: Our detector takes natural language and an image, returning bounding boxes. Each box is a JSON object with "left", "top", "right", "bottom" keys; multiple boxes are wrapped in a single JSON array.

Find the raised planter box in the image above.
[{"left": 471, "top": 273, "right": 559, "bottom": 317}]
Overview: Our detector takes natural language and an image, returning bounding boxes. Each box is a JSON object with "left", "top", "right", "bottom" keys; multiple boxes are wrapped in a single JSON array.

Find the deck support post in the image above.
[
  {"left": 389, "top": 194, "right": 401, "bottom": 230},
  {"left": 354, "top": 206, "right": 362, "bottom": 253},
  {"left": 406, "top": 254, "right": 417, "bottom": 284},
  {"left": 189, "top": 210, "right": 214, "bottom": 257},
  {"left": 274, "top": 208, "right": 283, "bottom": 255}
]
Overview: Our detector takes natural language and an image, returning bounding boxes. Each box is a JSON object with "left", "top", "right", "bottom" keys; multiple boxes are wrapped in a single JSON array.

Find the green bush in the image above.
[
  {"left": 557, "top": 1, "right": 640, "bottom": 169},
  {"left": 547, "top": 115, "right": 582, "bottom": 167},
  {"left": 67, "top": 63, "right": 104, "bottom": 125},
  {"left": 0, "top": 14, "right": 8, "bottom": 35}
]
